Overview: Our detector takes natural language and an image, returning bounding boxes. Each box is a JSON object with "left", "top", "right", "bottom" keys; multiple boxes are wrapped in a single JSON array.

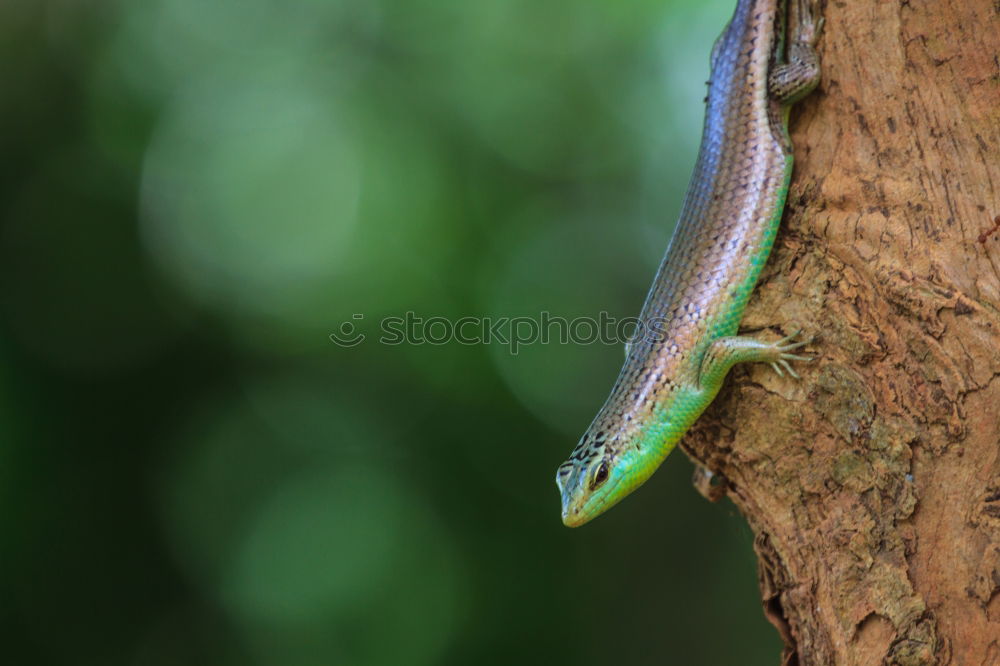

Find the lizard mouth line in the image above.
[{"left": 560, "top": 473, "right": 629, "bottom": 527}]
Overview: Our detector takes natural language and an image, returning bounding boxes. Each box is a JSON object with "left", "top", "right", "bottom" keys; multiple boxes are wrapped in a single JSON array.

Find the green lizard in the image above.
[{"left": 556, "top": 0, "right": 822, "bottom": 527}]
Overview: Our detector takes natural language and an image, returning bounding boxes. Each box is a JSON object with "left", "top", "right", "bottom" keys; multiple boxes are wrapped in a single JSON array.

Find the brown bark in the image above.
[{"left": 681, "top": 1, "right": 1000, "bottom": 664}]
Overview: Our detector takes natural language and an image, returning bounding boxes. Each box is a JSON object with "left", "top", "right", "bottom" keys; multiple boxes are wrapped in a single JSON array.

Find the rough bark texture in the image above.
[{"left": 681, "top": 1, "right": 1000, "bottom": 664}]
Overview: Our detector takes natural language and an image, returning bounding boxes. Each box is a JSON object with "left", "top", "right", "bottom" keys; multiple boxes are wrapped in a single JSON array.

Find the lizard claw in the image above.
[
  {"left": 795, "top": 0, "right": 824, "bottom": 48},
  {"left": 768, "top": 328, "right": 815, "bottom": 379}
]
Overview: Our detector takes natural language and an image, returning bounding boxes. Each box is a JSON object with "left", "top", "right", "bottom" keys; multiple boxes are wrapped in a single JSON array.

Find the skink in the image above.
[{"left": 557, "top": 0, "right": 822, "bottom": 527}]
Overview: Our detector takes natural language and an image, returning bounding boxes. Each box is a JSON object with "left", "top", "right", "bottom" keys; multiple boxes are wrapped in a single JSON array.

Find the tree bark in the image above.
[{"left": 681, "top": 1, "right": 1000, "bottom": 664}]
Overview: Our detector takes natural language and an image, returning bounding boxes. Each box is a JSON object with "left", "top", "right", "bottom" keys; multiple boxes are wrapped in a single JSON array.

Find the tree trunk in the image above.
[{"left": 681, "top": 1, "right": 1000, "bottom": 664}]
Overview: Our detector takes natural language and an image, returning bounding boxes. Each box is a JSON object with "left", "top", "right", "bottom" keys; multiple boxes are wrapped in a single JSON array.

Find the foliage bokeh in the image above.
[{"left": 1, "top": 0, "right": 782, "bottom": 663}]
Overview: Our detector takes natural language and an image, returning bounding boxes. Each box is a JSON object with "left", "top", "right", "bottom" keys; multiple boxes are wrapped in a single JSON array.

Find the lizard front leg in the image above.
[{"left": 697, "top": 329, "right": 813, "bottom": 391}]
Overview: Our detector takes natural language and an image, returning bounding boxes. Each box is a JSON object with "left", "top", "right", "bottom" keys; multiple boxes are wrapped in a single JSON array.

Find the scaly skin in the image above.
[{"left": 556, "top": 0, "right": 822, "bottom": 527}]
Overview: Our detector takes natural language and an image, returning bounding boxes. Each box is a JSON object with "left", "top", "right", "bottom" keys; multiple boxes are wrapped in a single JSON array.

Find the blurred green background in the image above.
[{"left": 1, "top": 0, "right": 782, "bottom": 664}]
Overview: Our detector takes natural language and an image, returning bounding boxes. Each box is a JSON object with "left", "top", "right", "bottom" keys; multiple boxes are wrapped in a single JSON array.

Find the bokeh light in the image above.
[
  {"left": 140, "top": 65, "right": 362, "bottom": 317},
  {"left": 2, "top": 0, "right": 782, "bottom": 663}
]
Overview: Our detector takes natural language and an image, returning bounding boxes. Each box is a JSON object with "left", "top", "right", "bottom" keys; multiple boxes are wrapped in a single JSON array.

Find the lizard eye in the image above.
[{"left": 590, "top": 461, "right": 610, "bottom": 490}]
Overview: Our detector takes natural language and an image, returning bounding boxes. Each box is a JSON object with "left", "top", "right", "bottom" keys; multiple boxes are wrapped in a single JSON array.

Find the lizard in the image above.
[{"left": 556, "top": 0, "right": 822, "bottom": 527}]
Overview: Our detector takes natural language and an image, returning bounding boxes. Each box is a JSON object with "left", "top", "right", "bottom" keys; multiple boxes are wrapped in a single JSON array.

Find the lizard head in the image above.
[
  {"left": 555, "top": 425, "right": 659, "bottom": 527},
  {"left": 556, "top": 382, "right": 694, "bottom": 526},
  {"left": 556, "top": 344, "right": 696, "bottom": 526}
]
